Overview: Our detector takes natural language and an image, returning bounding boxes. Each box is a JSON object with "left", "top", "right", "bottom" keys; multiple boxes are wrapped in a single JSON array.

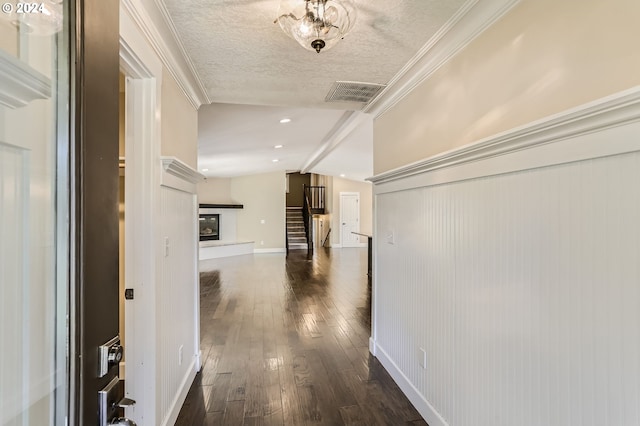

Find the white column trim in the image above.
[{"left": 370, "top": 86, "right": 640, "bottom": 194}]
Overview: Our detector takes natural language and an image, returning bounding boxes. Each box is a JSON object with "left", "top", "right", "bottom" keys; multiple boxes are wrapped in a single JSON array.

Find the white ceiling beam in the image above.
[{"left": 300, "top": 110, "right": 369, "bottom": 174}]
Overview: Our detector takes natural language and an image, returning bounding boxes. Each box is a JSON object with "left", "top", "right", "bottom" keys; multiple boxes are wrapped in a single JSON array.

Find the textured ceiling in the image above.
[
  {"left": 163, "top": 0, "right": 467, "bottom": 109},
  {"left": 161, "top": 0, "right": 469, "bottom": 180}
]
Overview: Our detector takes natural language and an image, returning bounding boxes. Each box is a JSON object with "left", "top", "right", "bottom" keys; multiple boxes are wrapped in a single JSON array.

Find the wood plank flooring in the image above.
[{"left": 175, "top": 248, "right": 427, "bottom": 426}]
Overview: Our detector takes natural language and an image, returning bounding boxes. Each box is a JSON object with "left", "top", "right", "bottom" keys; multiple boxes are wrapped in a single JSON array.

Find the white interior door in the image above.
[{"left": 340, "top": 192, "right": 360, "bottom": 247}]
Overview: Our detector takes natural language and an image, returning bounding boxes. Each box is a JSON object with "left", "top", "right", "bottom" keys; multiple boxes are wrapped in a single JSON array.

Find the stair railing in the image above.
[
  {"left": 304, "top": 185, "right": 325, "bottom": 212},
  {"left": 303, "top": 186, "right": 314, "bottom": 255}
]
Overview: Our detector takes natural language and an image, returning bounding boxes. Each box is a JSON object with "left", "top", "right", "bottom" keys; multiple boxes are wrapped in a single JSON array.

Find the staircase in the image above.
[{"left": 286, "top": 207, "right": 307, "bottom": 250}]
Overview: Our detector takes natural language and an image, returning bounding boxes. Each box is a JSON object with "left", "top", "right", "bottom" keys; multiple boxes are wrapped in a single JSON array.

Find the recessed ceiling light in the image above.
[
  {"left": 272, "top": 159, "right": 280, "bottom": 162},
  {"left": 274, "top": 144, "right": 284, "bottom": 149},
  {"left": 202, "top": 168, "right": 209, "bottom": 172},
  {"left": 279, "top": 118, "right": 291, "bottom": 124},
  {"left": 340, "top": 174, "right": 346, "bottom": 177}
]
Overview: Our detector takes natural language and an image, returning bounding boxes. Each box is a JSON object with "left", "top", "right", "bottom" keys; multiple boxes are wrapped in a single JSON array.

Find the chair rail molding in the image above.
[
  {"left": 0, "top": 50, "right": 51, "bottom": 109},
  {"left": 161, "top": 156, "right": 205, "bottom": 193},
  {"left": 369, "top": 86, "right": 640, "bottom": 193}
]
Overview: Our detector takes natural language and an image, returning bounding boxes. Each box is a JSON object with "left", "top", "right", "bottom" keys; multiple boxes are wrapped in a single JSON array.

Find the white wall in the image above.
[
  {"left": 197, "top": 177, "right": 233, "bottom": 204},
  {"left": 157, "top": 186, "right": 199, "bottom": 425},
  {"left": 329, "top": 177, "right": 373, "bottom": 247},
  {"left": 230, "top": 171, "right": 286, "bottom": 252},
  {"left": 371, "top": 95, "right": 640, "bottom": 426}
]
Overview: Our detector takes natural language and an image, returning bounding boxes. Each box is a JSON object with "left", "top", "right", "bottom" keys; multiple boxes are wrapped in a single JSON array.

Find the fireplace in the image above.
[{"left": 199, "top": 214, "right": 220, "bottom": 241}]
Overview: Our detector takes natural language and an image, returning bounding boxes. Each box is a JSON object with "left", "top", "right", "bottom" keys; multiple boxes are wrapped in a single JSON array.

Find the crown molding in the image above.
[
  {"left": 0, "top": 50, "right": 51, "bottom": 109},
  {"left": 369, "top": 86, "right": 640, "bottom": 186},
  {"left": 121, "top": 0, "right": 211, "bottom": 109},
  {"left": 161, "top": 156, "right": 205, "bottom": 183},
  {"left": 364, "top": 0, "right": 522, "bottom": 118}
]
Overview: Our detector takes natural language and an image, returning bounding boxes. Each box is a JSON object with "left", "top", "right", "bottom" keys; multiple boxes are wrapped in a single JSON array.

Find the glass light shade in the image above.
[{"left": 277, "top": 0, "right": 357, "bottom": 53}]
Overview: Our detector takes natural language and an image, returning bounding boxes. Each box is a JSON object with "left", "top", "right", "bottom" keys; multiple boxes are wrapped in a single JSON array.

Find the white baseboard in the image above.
[
  {"left": 369, "top": 337, "right": 376, "bottom": 356},
  {"left": 374, "top": 342, "right": 449, "bottom": 426},
  {"left": 253, "top": 248, "right": 286, "bottom": 254},
  {"left": 161, "top": 357, "right": 198, "bottom": 426},
  {"left": 199, "top": 241, "right": 254, "bottom": 259}
]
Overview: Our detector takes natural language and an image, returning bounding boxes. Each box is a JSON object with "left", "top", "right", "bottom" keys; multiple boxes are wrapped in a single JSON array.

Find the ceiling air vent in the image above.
[{"left": 325, "top": 81, "right": 386, "bottom": 104}]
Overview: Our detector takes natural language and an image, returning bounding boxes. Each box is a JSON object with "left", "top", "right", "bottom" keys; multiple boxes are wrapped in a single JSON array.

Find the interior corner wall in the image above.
[
  {"left": 161, "top": 67, "right": 198, "bottom": 169},
  {"left": 370, "top": 1, "right": 640, "bottom": 425},
  {"left": 330, "top": 177, "right": 373, "bottom": 246},
  {"left": 230, "top": 171, "right": 286, "bottom": 250},
  {"left": 286, "top": 172, "right": 310, "bottom": 207},
  {"left": 373, "top": 0, "right": 640, "bottom": 174},
  {"left": 197, "top": 177, "right": 234, "bottom": 204}
]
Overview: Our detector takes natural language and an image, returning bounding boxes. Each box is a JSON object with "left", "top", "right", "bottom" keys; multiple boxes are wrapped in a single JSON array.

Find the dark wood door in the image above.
[{"left": 72, "top": 0, "right": 121, "bottom": 424}]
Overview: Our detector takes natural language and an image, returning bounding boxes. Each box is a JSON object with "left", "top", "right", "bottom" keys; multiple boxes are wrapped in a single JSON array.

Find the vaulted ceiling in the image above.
[{"left": 153, "top": 0, "right": 517, "bottom": 180}]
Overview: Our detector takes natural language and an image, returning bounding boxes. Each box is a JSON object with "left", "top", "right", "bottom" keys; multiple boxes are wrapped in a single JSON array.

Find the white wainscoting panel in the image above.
[
  {"left": 373, "top": 134, "right": 640, "bottom": 424},
  {"left": 158, "top": 186, "right": 199, "bottom": 425}
]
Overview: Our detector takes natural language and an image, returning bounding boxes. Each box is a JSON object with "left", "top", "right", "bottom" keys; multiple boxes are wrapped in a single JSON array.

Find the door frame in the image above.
[
  {"left": 339, "top": 192, "right": 360, "bottom": 247},
  {"left": 119, "top": 9, "right": 163, "bottom": 424}
]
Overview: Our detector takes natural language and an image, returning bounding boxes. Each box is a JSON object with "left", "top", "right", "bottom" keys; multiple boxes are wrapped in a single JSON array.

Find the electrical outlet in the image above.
[
  {"left": 178, "top": 345, "right": 184, "bottom": 366},
  {"left": 164, "top": 237, "right": 170, "bottom": 257},
  {"left": 419, "top": 347, "right": 426, "bottom": 369},
  {"left": 260, "top": 240, "right": 264, "bottom": 245}
]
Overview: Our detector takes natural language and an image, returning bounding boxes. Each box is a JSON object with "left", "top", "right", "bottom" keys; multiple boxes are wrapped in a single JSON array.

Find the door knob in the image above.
[
  {"left": 115, "top": 397, "right": 136, "bottom": 408},
  {"left": 110, "top": 418, "right": 137, "bottom": 426}
]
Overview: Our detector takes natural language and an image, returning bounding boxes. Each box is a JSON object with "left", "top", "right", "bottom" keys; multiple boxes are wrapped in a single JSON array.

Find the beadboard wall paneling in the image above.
[
  {"left": 158, "top": 186, "right": 198, "bottom": 425},
  {"left": 374, "top": 149, "right": 640, "bottom": 426}
]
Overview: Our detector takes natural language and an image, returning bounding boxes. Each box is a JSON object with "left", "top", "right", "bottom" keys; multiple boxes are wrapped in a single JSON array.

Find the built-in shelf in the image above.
[
  {"left": 0, "top": 49, "right": 52, "bottom": 109},
  {"left": 199, "top": 204, "right": 244, "bottom": 209}
]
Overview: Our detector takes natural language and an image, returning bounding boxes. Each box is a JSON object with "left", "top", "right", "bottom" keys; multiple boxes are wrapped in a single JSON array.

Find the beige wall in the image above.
[
  {"left": 230, "top": 171, "right": 286, "bottom": 250},
  {"left": 161, "top": 68, "right": 198, "bottom": 168},
  {"left": 197, "top": 177, "right": 234, "bottom": 204},
  {"left": 374, "top": 0, "right": 640, "bottom": 174},
  {"left": 0, "top": 20, "right": 18, "bottom": 56},
  {"left": 329, "top": 177, "right": 373, "bottom": 246}
]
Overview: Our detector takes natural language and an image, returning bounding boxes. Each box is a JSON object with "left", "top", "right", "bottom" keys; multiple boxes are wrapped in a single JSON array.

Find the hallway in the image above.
[{"left": 175, "top": 248, "right": 426, "bottom": 425}]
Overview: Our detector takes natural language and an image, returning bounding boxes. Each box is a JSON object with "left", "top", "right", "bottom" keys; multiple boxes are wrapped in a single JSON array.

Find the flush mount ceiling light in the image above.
[
  {"left": 275, "top": 0, "right": 357, "bottom": 53},
  {"left": 279, "top": 118, "right": 291, "bottom": 123}
]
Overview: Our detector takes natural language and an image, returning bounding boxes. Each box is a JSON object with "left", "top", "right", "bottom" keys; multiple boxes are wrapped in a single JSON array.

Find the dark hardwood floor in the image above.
[{"left": 175, "top": 248, "right": 427, "bottom": 426}]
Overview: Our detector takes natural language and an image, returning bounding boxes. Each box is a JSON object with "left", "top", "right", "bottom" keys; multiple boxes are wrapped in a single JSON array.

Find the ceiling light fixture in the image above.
[
  {"left": 274, "top": 145, "right": 284, "bottom": 149},
  {"left": 202, "top": 168, "right": 209, "bottom": 172},
  {"left": 279, "top": 118, "right": 291, "bottom": 124},
  {"left": 275, "top": 0, "right": 357, "bottom": 53},
  {"left": 273, "top": 159, "right": 280, "bottom": 163}
]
